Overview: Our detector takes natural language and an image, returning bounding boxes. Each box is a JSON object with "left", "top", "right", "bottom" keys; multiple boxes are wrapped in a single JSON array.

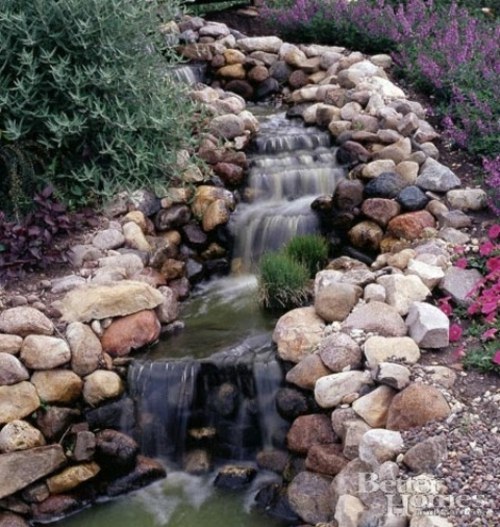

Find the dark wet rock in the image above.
[
  {"left": 73, "top": 431, "right": 96, "bottom": 462},
  {"left": 256, "top": 449, "right": 290, "bottom": 473},
  {"left": 181, "top": 223, "right": 208, "bottom": 249},
  {"left": 269, "top": 60, "right": 293, "bottom": 84},
  {"left": 95, "top": 430, "right": 139, "bottom": 470},
  {"left": 155, "top": 205, "right": 191, "bottom": 231},
  {"left": 31, "top": 495, "right": 81, "bottom": 523},
  {"left": 214, "top": 464, "right": 257, "bottom": 490},
  {"left": 397, "top": 185, "right": 429, "bottom": 211},
  {"left": 276, "top": 388, "right": 309, "bottom": 420},
  {"left": 225, "top": 80, "right": 254, "bottom": 99},
  {"left": 255, "top": 77, "right": 280, "bottom": 100},
  {"left": 35, "top": 407, "right": 80, "bottom": 442},
  {"left": 333, "top": 179, "right": 364, "bottom": 210},
  {"left": 288, "top": 471, "right": 333, "bottom": 524},
  {"left": 254, "top": 483, "right": 300, "bottom": 524},
  {"left": 363, "top": 172, "right": 408, "bottom": 199},
  {"left": 105, "top": 456, "right": 166, "bottom": 497},
  {"left": 185, "top": 258, "right": 204, "bottom": 283},
  {"left": 85, "top": 398, "right": 135, "bottom": 432},
  {"left": 128, "top": 189, "right": 161, "bottom": 217},
  {"left": 213, "top": 383, "right": 239, "bottom": 417}
]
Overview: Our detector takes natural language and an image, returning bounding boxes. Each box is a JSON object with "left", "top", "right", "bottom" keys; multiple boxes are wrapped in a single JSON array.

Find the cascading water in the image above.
[
  {"left": 58, "top": 108, "right": 345, "bottom": 527},
  {"left": 231, "top": 109, "right": 345, "bottom": 269}
]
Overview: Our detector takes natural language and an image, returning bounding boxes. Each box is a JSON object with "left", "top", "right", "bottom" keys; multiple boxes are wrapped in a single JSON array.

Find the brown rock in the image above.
[
  {"left": 0, "top": 512, "right": 29, "bottom": 527},
  {"left": 0, "top": 382, "right": 40, "bottom": 424},
  {"left": 83, "top": 370, "right": 124, "bottom": 406},
  {"left": 248, "top": 65, "right": 269, "bottom": 83},
  {"left": 388, "top": 211, "right": 436, "bottom": 240},
  {"left": 35, "top": 407, "right": 79, "bottom": 441},
  {"left": 0, "top": 335, "right": 23, "bottom": 355},
  {"left": 214, "top": 162, "right": 244, "bottom": 186},
  {"left": 217, "top": 63, "right": 246, "bottom": 80},
  {"left": 305, "top": 443, "right": 349, "bottom": 476},
  {"left": 0, "top": 353, "right": 29, "bottom": 385},
  {"left": 287, "top": 414, "right": 336, "bottom": 454},
  {"left": 318, "top": 332, "right": 363, "bottom": 372},
  {"left": 348, "top": 221, "right": 384, "bottom": 251},
  {"left": 362, "top": 198, "right": 401, "bottom": 227},
  {"left": 31, "top": 370, "right": 83, "bottom": 404},
  {"left": 314, "top": 283, "right": 362, "bottom": 322},
  {"left": 403, "top": 436, "right": 448, "bottom": 473},
  {"left": 101, "top": 310, "right": 161, "bottom": 357},
  {"left": 96, "top": 429, "right": 139, "bottom": 468},
  {"left": 386, "top": 383, "right": 451, "bottom": 431},
  {"left": 20, "top": 335, "right": 70, "bottom": 370},
  {"left": 31, "top": 495, "right": 80, "bottom": 523},
  {"left": 288, "top": 70, "right": 309, "bottom": 89},
  {"left": 160, "top": 258, "right": 185, "bottom": 281},
  {"left": 0, "top": 307, "right": 53, "bottom": 337},
  {"left": 202, "top": 199, "right": 231, "bottom": 231},
  {"left": 66, "top": 322, "right": 103, "bottom": 377},
  {"left": 343, "top": 301, "right": 407, "bottom": 337},
  {"left": 333, "top": 179, "right": 364, "bottom": 210},
  {"left": 352, "top": 385, "right": 397, "bottom": 428},
  {"left": 0, "top": 420, "right": 45, "bottom": 453},
  {"left": 46, "top": 462, "right": 100, "bottom": 494},
  {"left": 285, "top": 354, "right": 331, "bottom": 390},
  {"left": 288, "top": 471, "right": 333, "bottom": 524}
]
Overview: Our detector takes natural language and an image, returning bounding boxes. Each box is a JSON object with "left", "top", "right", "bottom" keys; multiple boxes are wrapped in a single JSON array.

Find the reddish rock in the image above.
[
  {"left": 31, "top": 495, "right": 81, "bottom": 523},
  {"left": 287, "top": 414, "right": 336, "bottom": 454},
  {"left": 288, "top": 70, "right": 309, "bottom": 89},
  {"left": 248, "top": 65, "right": 269, "bottom": 83},
  {"left": 213, "top": 162, "right": 244, "bottom": 186},
  {"left": 305, "top": 443, "right": 349, "bottom": 476},
  {"left": 388, "top": 210, "right": 436, "bottom": 240},
  {"left": 361, "top": 198, "right": 401, "bottom": 227},
  {"left": 100, "top": 310, "right": 161, "bottom": 357},
  {"left": 386, "top": 383, "right": 451, "bottom": 431}
]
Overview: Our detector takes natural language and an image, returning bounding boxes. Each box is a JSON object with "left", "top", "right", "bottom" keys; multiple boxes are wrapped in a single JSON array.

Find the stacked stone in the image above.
[
  {"left": 259, "top": 234, "right": 484, "bottom": 527},
  {"left": 0, "top": 305, "right": 165, "bottom": 525}
]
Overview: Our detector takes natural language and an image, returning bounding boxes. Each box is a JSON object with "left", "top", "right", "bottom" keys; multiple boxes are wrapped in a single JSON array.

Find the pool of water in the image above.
[{"left": 57, "top": 471, "right": 283, "bottom": 527}]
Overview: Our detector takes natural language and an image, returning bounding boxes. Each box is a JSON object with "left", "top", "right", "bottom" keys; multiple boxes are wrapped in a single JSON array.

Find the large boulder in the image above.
[
  {"left": 0, "top": 445, "right": 66, "bottom": 499},
  {"left": 386, "top": 383, "right": 451, "bottom": 430},
  {"left": 406, "top": 302, "right": 449, "bottom": 348},
  {"left": 377, "top": 274, "right": 430, "bottom": 316},
  {"left": 59, "top": 281, "right": 164, "bottom": 322},
  {"left": 387, "top": 210, "right": 436, "bottom": 240},
  {"left": 343, "top": 301, "right": 407, "bottom": 337},
  {"left": 273, "top": 307, "right": 325, "bottom": 363},
  {"left": 0, "top": 307, "right": 53, "bottom": 337},
  {"left": 100, "top": 310, "right": 161, "bottom": 357},
  {"left": 440, "top": 266, "right": 482, "bottom": 306},
  {"left": 416, "top": 158, "right": 461, "bottom": 191},
  {"left": 288, "top": 471, "right": 333, "bottom": 524}
]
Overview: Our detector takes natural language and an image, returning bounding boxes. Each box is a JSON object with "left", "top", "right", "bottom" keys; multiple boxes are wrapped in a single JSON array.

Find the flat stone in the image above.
[
  {"left": 377, "top": 274, "right": 430, "bottom": 315},
  {"left": 237, "top": 36, "right": 283, "bottom": 53},
  {"left": 0, "top": 420, "right": 45, "bottom": 453},
  {"left": 364, "top": 336, "right": 420, "bottom": 367},
  {"left": 386, "top": 383, "right": 451, "bottom": 431},
  {"left": 0, "top": 353, "right": 29, "bottom": 385},
  {"left": 334, "top": 494, "right": 365, "bottom": 527},
  {"left": 416, "top": 158, "right": 461, "bottom": 192},
  {"left": 287, "top": 414, "right": 336, "bottom": 454},
  {"left": 343, "top": 301, "right": 407, "bottom": 337},
  {"left": 406, "top": 302, "right": 449, "bottom": 348},
  {"left": 0, "top": 307, "right": 53, "bottom": 337},
  {"left": 446, "top": 188, "right": 487, "bottom": 211},
  {"left": 440, "top": 266, "right": 482, "bottom": 305},
  {"left": 83, "top": 370, "right": 124, "bottom": 406},
  {"left": 273, "top": 307, "right": 325, "bottom": 363},
  {"left": 314, "top": 283, "right": 362, "bottom": 322},
  {"left": 92, "top": 229, "right": 125, "bottom": 250},
  {"left": 318, "top": 332, "right": 363, "bottom": 372},
  {"left": 286, "top": 354, "right": 331, "bottom": 390},
  {"left": 0, "top": 445, "right": 66, "bottom": 499},
  {"left": 352, "top": 385, "right": 397, "bottom": 428},
  {"left": 46, "top": 462, "right": 100, "bottom": 494},
  {"left": 288, "top": 471, "right": 333, "bottom": 524},
  {"left": 359, "top": 429, "right": 404, "bottom": 468},
  {"left": 66, "top": 322, "right": 103, "bottom": 377},
  {"left": 59, "top": 280, "right": 164, "bottom": 323},
  {"left": 51, "top": 275, "right": 87, "bottom": 294},
  {"left": 406, "top": 259, "right": 445, "bottom": 289},
  {"left": 0, "top": 382, "right": 40, "bottom": 424},
  {"left": 31, "top": 370, "right": 83, "bottom": 404},
  {"left": 420, "top": 365, "right": 457, "bottom": 389},
  {"left": 100, "top": 310, "right": 161, "bottom": 357},
  {"left": 375, "top": 363, "right": 411, "bottom": 390},
  {"left": 20, "top": 336, "right": 70, "bottom": 370},
  {"left": 438, "top": 226, "right": 470, "bottom": 245},
  {"left": 0, "top": 335, "right": 23, "bottom": 355},
  {"left": 315, "top": 370, "right": 373, "bottom": 408}
]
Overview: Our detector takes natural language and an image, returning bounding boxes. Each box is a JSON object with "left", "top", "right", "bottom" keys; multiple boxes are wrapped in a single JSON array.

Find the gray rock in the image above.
[
  {"left": 438, "top": 209, "right": 472, "bottom": 229},
  {"left": 68, "top": 244, "right": 103, "bottom": 267},
  {"left": 92, "top": 229, "right": 125, "bottom": 251},
  {"left": 398, "top": 185, "right": 429, "bottom": 211},
  {"left": 440, "top": 266, "right": 482, "bottom": 305},
  {"left": 51, "top": 275, "right": 87, "bottom": 294},
  {"left": 314, "top": 283, "right": 362, "bottom": 322},
  {"left": 334, "top": 494, "right": 366, "bottom": 527},
  {"left": 0, "top": 353, "right": 29, "bottom": 385},
  {"left": 288, "top": 471, "right": 333, "bottom": 524},
  {"left": 359, "top": 429, "right": 404, "bottom": 468},
  {"left": 331, "top": 407, "right": 359, "bottom": 440},
  {"left": 0, "top": 445, "right": 66, "bottom": 499},
  {"left": 375, "top": 362, "right": 411, "bottom": 390},
  {"left": 0, "top": 307, "right": 53, "bottom": 337},
  {"left": 406, "top": 259, "right": 445, "bottom": 289},
  {"left": 343, "top": 420, "right": 372, "bottom": 459},
  {"left": 318, "top": 332, "right": 363, "bottom": 372},
  {"left": 416, "top": 158, "right": 461, "bottom": 192},
  {"left": 446, "top": 188, "right": 487, "bottom": 211},
  {"left": 343, "top": 301, "right": 407, "bottom": 337},
  {"left": 363, "top": 172, "right": 408, "bottom": 199},
  {"left": 438, "top": 227, "right": 470, "bottom": 245},
  {"left": 403, "top": 436, "right": 447, "bottom": 473},
  {"left": 406, "top": 302, "right": 449, "bottom": 348},
  {"left": 155, "top": 286, "right": 179, "bottom": 324},
  {"left": 331, "top": 458, "right": 371, "bottom": 507},
  {"left": 20, "top": 335, "right": 71, "bottom": 370},
  {"left": 0, "top": 335, "right": 23, "bottom": 355},
  {"left": 209, "top": 114, "right": 246, "bottom": 140},
  {"left": 66, "top": 322, "right": 103, "bottom": 377}
]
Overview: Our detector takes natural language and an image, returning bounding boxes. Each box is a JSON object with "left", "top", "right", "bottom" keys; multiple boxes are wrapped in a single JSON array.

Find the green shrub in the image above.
[
  {"left": 258, "top": 252, "right": 310, "bottom": 310},
  {"left": 285, "top": 234, "right": 329, "bottom": 277},
  {"left": 0, "top": 0, "right": 198, "bottom": 213}
]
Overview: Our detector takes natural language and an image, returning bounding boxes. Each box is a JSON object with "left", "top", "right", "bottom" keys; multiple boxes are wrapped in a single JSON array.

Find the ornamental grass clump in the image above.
[
  {"left": 0, "top": 0, "right": 198, "bottom": 213},
  {"left": 258, "top": 252, "right": 310, "bottom": 310},
  {"left": 285, "top": 234, "right": 329, "bottom": 277}
]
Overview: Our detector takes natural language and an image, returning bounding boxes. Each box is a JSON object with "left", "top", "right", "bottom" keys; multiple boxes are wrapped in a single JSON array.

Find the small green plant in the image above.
[
  {"left": 285, "top": 234, "right": 329, "bottom": 277},
  {"left": 463, "top": 340, "right": 500, "bottom": 374},
  {"left": 258, "top": 252, "right": 309, "bottom": 310}
]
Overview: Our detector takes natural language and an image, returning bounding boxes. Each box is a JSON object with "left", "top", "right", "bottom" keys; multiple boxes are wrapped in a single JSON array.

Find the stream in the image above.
[{"left": 56, "top": 107, "right": 345, "bottom": 527}]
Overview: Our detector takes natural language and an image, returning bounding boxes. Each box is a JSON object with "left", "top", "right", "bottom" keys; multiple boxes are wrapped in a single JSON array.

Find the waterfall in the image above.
[{"left": 231, "top": 110, "right": 346, "bottom": 270}]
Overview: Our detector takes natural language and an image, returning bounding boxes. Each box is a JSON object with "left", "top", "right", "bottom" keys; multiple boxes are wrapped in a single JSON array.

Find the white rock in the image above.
[
  {"left": 406, "top": 259, "right": 445, "bottom": 289},
  {"left": 314, "top": 371, "right": 373, "bottom": 408},
  {"left": 377, "top": 274, "right": 431, "bottom": 315},
  {"left": 364, "top": 336, "right": 421, "bottom": 367},
  {"left": 359, "top": 429, "right": 404, "bottom": 468},
  {"left": 363, "top": 283, "right": 386, "bottom": 303},
  {"left": 334, "top": 494, "right": 366, "bottom": 527},
  {"left": 375, "top": 362, "right": 411, "bottom": 390},
  {"left": 446, "top": 188, "right": 487, "bottom": 211},
  {"left": 20, "top": 335, "right": 71, "bottom": 370},
  {"left": 406, "top": 302, "right": 449, "bottom": 348},
  {"left": 237, "top": 36, "right": 283, "bottom": 53}
]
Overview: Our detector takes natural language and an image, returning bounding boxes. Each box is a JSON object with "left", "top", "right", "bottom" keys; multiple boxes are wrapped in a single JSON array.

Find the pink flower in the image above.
[
  {"left": 479, "top": 241, "right": 495, "bottom": 256},
  {"left": 486, "top": 256, "right": 500, "bottom": 272},
  {"left": 449, "top": 323, "right": 463, "bottom": 342},
  {"left": 481, "top": 300, "right": 498, "bottom": 315},
  {"left": 485, "top": 311, "right": 497, "bottom": 324},
  {"left": 455, "top": 257, "right": 468, "bottom": 269},
  {"left": 453, "top": 245, "right": 465, "bottom": 254},
  {"left": 452, "top": 346, "right": 466, "bottom": 360},
  {"left": 438, "top": 297, "right": 453, "bottom": 316},
  {"left": 492, "top": 351, "right": 500, "bottom": 366},
  {"left": 481, "top": 328, "right": 497, "bottom": 341},
  {"left": 488, "top": 224, "right": 500, "bottom": 240}
]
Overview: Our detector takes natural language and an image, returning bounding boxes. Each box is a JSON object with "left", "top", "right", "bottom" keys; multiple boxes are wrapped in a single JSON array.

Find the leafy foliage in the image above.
[
  {"left": 0, "top": 0, "right": 198, "bottom": 212},
  {"left": 284, "top": 234, "right": 329, "bottom": 277},
  {"left": 258, "top": 252, "right": 310, "bottom": 310},
  {"left": 0, "top": 186, "right": 92, "bottom": 281}
]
